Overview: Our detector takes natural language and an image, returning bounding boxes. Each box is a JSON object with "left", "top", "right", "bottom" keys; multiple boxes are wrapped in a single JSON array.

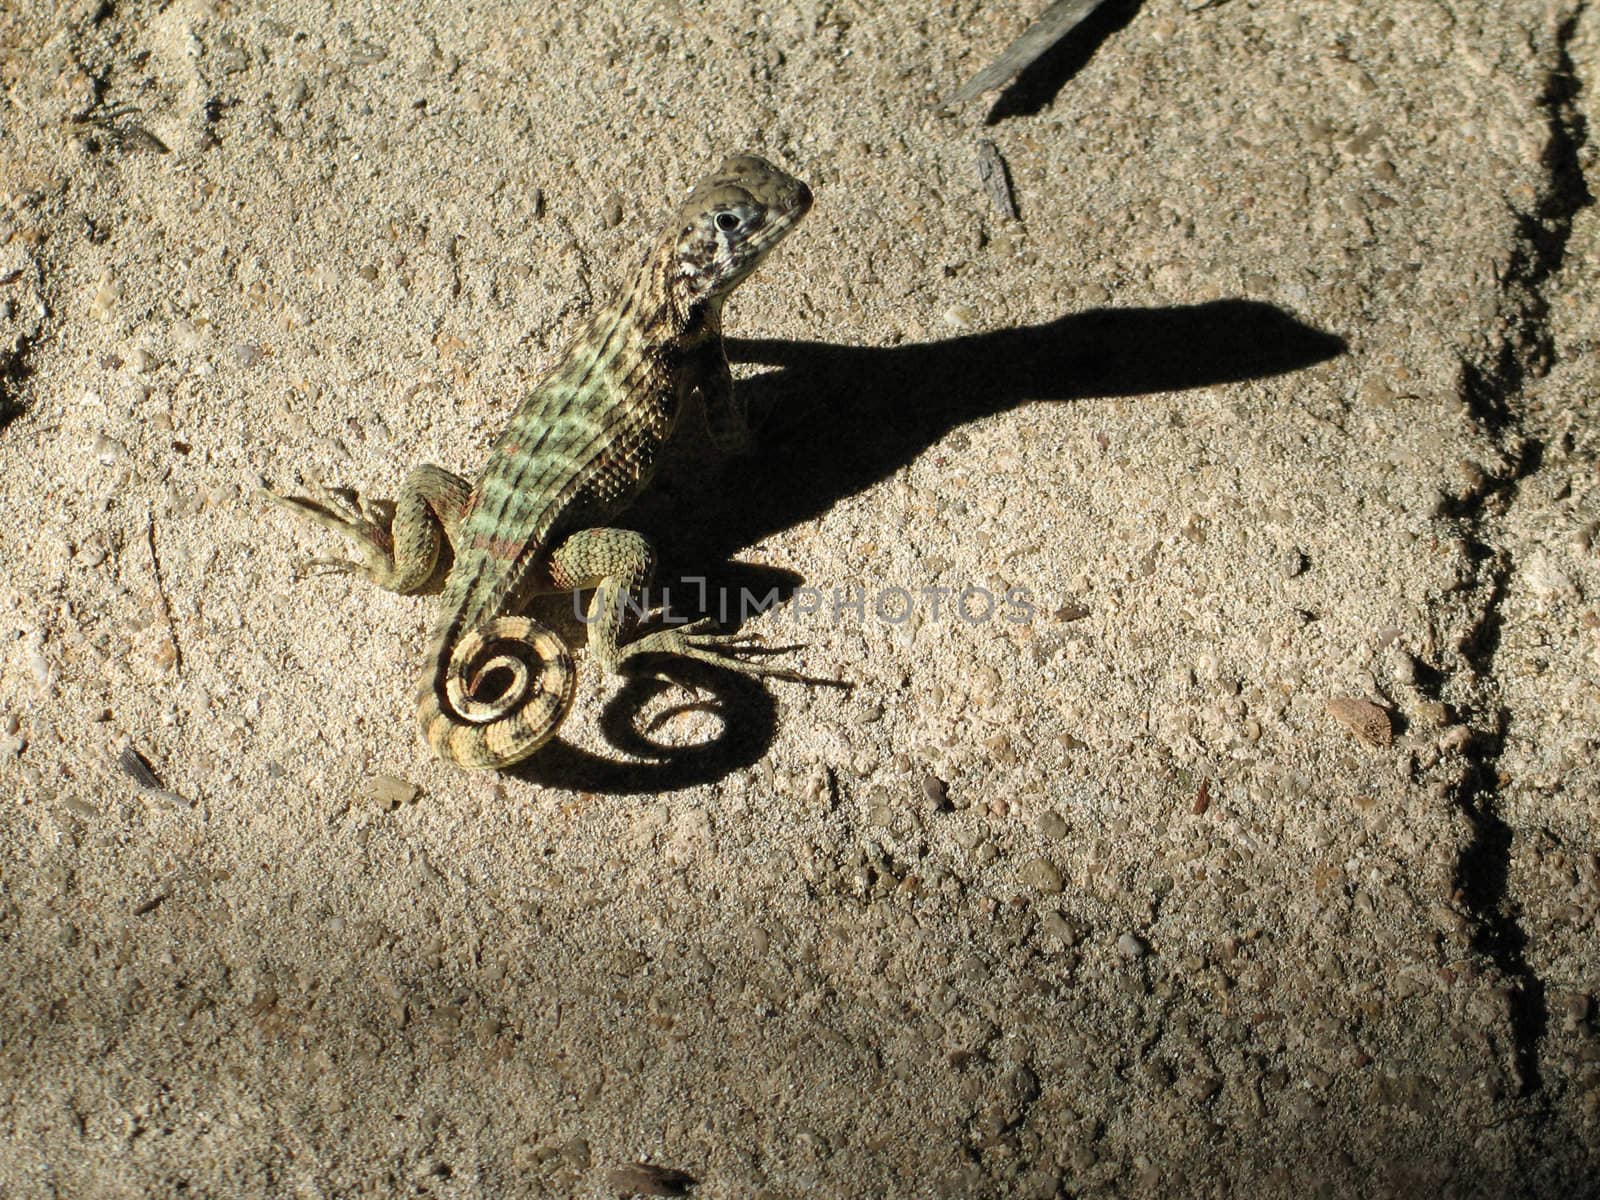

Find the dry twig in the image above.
[{"left": 945, "top": 0, "right": 1114, "bottom": 106}]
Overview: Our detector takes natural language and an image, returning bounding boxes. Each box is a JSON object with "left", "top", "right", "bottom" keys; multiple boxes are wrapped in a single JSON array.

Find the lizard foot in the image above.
[
  {"left": 293, "top": 555, "right": 365, "bottom": 578},
  {"left": 261, "top": 482, "right": 397, "bottom": 582},
  {"left": 263, "top": 484, "right": 394, "bottom": 540},
  {"left": 321, "top": 485, "right": 395, "bottom": 530}
]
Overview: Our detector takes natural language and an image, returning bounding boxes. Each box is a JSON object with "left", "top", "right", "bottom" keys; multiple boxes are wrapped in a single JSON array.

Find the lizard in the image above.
[{"left": 264, "top": 154, "right": 813, "bottom": 770}]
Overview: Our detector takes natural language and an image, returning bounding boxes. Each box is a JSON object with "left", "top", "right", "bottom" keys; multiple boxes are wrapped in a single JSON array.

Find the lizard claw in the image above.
[
  {"left": 323, "top": 485, "right": 393, "bottom": 528},
  {"left": 323, "top": 485, "right": 362, "bottom": 516},
  {"left": 286, "top": 555, "right": 363, "bottom": 580},
  {"left": 264, "top": 483, "right": 391, "bottom": 538}
]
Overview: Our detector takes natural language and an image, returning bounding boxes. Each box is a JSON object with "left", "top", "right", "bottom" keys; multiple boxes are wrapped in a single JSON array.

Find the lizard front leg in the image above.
[
  {"left": 684, "top": 341, "right": 752, "bottom": 456},
  {"left": 263, "top": 464, "right": 471, "bottom": 594},
  {"left": 548, "top": 528, "right": 795, "bottom": 678}
]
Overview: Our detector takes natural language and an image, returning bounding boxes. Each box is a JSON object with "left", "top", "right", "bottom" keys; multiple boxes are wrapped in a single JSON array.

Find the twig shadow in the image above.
[{"left": 984, "top": 0, "right": 1145, "bottom": 124}]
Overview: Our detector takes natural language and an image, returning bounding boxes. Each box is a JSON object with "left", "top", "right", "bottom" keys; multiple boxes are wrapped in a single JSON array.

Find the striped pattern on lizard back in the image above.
[{"left": 265, "top": 153, "right": 812, "bottom": 770}]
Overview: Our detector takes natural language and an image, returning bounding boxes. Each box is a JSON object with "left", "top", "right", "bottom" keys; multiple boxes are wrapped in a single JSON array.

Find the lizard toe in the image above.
[{"left": 298, "top": 555, "right": 363, "bottom": 578}]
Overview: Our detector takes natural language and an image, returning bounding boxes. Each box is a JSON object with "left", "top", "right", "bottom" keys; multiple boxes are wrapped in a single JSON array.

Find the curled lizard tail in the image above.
[{"left": 415, "top": 617, "right": 577, "bottom": 770}]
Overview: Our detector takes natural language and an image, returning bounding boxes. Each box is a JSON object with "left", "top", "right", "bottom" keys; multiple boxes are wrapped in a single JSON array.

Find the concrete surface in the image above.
[{"left": 0, "top": 1, "right": 1595, "bottom": 1196}]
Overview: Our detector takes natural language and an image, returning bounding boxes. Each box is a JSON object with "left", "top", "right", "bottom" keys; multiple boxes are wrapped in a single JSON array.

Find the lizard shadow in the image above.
[
  {"left": 510, "top": 563, "right": 797, "bottom": 792},
  {"left": 521, "top": 298, "right": 1343, "bottom": 794},
  {"left": 514, "top": 665, "right": 779, "bottom": 792},
  {"left": 658, "top": 298, "right": 1345, "bottom": 568}
]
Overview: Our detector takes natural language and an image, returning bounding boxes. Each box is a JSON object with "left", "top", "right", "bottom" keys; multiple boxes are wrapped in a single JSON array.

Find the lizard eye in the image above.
[{"left": 714, "top": 211, "right": 741, "bottom": 232}]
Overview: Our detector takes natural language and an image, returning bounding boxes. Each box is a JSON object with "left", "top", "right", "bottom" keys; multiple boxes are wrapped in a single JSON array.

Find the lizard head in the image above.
[{"left": 668, "top": 154, "right": 812, "bottom": 307}]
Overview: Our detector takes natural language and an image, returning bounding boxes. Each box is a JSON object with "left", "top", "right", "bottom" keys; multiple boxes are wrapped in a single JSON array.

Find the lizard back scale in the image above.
[{"left": 266, "top": 154, "right": 812, "bottom": 769}]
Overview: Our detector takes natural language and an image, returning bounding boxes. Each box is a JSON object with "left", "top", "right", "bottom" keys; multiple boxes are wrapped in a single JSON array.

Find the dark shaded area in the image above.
[
  {"left": 0, "top": 338, "right": 34, "bottom": 435},
  {"left": 528, "top": 300, "right": 1343, "bottom": 792},
  {"left": 1436, "top": 445, "right": 1545, "bottom": 1098},
  {"left": 984, "top": 0, "right": 1144, "bottom": 124}
]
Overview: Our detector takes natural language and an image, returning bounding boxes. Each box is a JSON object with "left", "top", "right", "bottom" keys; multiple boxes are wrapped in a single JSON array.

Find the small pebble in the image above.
[
  {"left": 1040, "top": 911, "right": 1081, "bottom": 945},
  {"left": 348, "top": 39, "right": 388, "bottom": 66},
  {"left": 1035, "top": 811, "right": 1068, "bottom": 840},
  {"left": 921, "top": 774, "right": 950, "bottom": 811},
  {"left": 233, "top": 342, "right": 262, "bottom": 367},
  {"left": 89, "top": 271, "right": 120, "bottom": 320},
  {"left": 1523, "top": 550, "right": 1579, "bottom": 602},
  {"left": 412, "top": 1157, "right": 448, "bottom": 1182},
  {"left": 92, "top": 433, "right": 126, "bottom": 466},
  {"left": 1562, "top": 993, "right": 1592, "bottom": 1030},
  {"left": 363, "top": 773, "right": 419, "bottom": 810},
  {"left": 1360, "top": 377, "right": 1396, "bottom": 406},
  {"left": 985, "top": 732, "right": 1017, "bottom": 766},
  {"left": 1019, "top": 857, "right": 1064, "bottom": 893},
  {"left": 1326, "top": 696, "right": 1392, "bottom": 746},
  {"left": 171, "top": 319, "right": 205, "bottom": 350},
  {"left": 1117, "top": 933, "right": 1149, "bottom": 959},
  {"left": 943, "top": 304, "right": 978, "bottom": 331},
  {"left": 561, "top": 1137, "right": 592, "bottom": 1169},
  {"left": 1182, "top": 1073, "right": 1223, "bottom": 1102}
]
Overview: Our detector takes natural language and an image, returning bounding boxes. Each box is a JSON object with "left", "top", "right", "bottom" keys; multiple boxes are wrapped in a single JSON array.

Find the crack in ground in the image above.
[
  {"left": 1447, "top": 4, "right": 1592, "bottom": 1112},
  {"left": 1460, "top": 8, "right": 1593, "bottom": 427}
]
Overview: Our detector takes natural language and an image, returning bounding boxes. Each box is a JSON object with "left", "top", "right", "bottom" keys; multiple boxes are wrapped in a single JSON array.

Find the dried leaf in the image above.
[{"left": 975, "top": 139, "right": 1018, "bottom": 220}]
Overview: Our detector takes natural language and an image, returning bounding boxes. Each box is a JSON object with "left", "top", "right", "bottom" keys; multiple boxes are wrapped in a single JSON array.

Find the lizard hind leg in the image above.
[
  {"left": 262, "top": 463, "right": 471, "bottom": 594},
  {"left": 417, "top": 616, "right": 577, "bottom": 770},
  {"left": 548, "top": 527, "right": 804, "bottom": 683}
]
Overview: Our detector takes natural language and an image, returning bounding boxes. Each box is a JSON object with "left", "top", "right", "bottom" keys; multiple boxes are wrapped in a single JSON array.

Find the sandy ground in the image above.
[{"left": 1, "top": 1, "right": 1597, "bottom": 1196}]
